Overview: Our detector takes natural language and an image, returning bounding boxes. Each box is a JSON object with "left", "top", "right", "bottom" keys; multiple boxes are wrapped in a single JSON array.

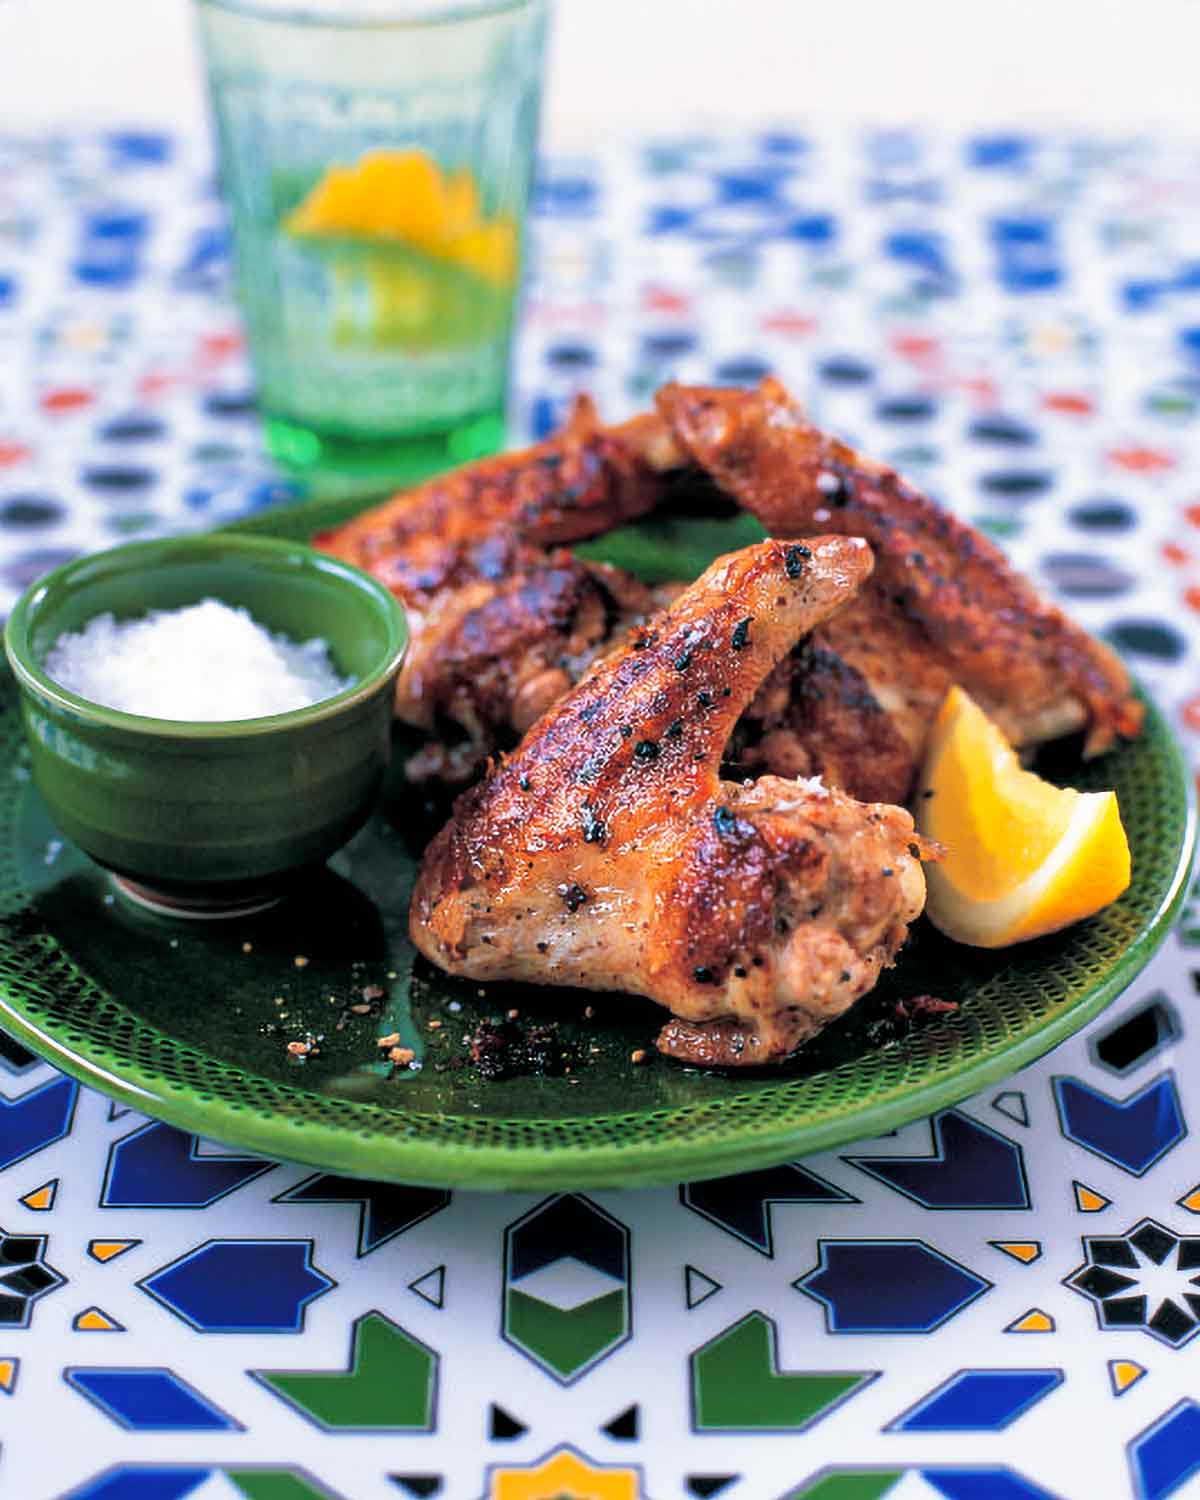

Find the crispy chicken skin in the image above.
[
  {"left": 317, "top": 397, "right": 679, "bottom": 782},
  {"left": 411, "top": 538, "right": 933, "bottom": 1066},
  {"left": 319, "top": 374, "right": 1141, "bottom": 799},
  {"left": 316, "top": 396, "right": 676, "bottom": 602},
  {"left": 397, "top": 551, "right": 663, "bottom": 784},
  {"left": 658, "top": 377, "right": 1143, "bottom": 797}
]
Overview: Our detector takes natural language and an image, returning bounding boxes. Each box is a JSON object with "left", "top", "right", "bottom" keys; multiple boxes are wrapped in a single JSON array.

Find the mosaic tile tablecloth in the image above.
[{"left": 1, "top": 125, "right": 1200, "bottom": 1500}]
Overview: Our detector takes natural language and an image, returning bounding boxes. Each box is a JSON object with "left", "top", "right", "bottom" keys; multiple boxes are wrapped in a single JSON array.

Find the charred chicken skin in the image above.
[
  {"left": 659, "top": 378, "right": 1143, "bottom": 801},
  {"left": 316, "top": 396, "right": 680, "bottom": 782},
  {"left": 411, "top": 538, "right": 934, "bottom": 1066},
  {"left": 319, "top": 375, "right": 1140, "bottom": 801}
]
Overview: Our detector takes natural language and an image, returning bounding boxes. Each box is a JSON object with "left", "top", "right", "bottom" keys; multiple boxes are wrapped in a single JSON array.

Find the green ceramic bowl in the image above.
[{"left": 3, "top": 535, "right": 407, "bottom": 916}]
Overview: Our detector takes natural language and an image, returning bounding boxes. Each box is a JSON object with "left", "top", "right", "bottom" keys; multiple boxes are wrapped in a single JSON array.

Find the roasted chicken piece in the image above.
[
  {"left": 412, "top": 538, "right": 934, "bottom": 1066},
  {"left": 658, "top": 378, "right": 1143, "bottom": 801},
  {"left": 317, "top": 397, "right": 680, "bottom": 782}
]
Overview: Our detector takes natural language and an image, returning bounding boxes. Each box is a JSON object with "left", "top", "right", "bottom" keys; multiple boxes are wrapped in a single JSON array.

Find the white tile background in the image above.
[{"left": 2, "top": 0, "right": 1200, "bottom": 142}]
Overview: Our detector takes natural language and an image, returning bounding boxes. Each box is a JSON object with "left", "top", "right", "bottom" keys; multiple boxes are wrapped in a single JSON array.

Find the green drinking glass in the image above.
[{"left": 194, "top": 0, "right": 547, "bottom": 495}]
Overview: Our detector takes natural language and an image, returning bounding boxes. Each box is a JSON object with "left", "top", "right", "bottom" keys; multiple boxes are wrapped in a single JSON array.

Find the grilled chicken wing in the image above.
[
  {"left": 411, "top": 538, "right": 933, "bottom": 1066},
  {"left": 658, "top": 378, "right": 1143, "bottom": 801},
  {"left": 317, "top": 397, "right": 679, "bottom": 782}
]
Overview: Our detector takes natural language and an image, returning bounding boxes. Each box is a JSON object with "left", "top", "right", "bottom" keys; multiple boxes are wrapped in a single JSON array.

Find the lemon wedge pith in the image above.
[{"left": 916, "top": 685, "right": 1131, "bottom": 948}]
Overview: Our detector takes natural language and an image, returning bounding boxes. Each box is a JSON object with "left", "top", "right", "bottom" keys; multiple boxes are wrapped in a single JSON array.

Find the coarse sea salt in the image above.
[{"left": 45, "top": 599, "right": 352, "bottom": 721}]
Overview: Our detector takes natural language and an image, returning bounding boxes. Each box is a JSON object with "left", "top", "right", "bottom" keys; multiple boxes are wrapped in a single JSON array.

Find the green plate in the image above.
[{"left": 0, "top": 496, "right": 1193, "bottom": 1188}]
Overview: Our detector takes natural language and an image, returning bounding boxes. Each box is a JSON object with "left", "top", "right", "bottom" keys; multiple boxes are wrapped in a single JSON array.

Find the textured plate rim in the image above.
[{"left": 0, "top": 694, "right": 1191, "bottom": 1189}]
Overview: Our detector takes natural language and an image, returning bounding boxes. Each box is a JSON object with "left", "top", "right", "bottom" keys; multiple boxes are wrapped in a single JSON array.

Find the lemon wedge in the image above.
[
  {"left": 285, "top": 148, "right": 517, "bottom": 286},
  {"left": 916, "top": 685, "right": 1130, "bottom": 947}
]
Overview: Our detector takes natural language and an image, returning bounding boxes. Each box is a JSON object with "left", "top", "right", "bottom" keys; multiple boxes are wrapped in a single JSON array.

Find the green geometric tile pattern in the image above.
[
  {"left": 782, "top": 1475, "right": 905, "bottom": 1500},
  {"left": 691, "top": 1312, "right": 877, "bottom": 1431},
  {"left": 505, "top": 1287, "right": 628, "bottom": 1384},
  {"left": 225, "top": 1472, "right": 345, "bottom": 1500},
  {"left": 503, "top": 1196, "right": 631, "bottom": 1383},
  {"left": 253, "top": 1312, "right": 437, "bottom": 1431}
]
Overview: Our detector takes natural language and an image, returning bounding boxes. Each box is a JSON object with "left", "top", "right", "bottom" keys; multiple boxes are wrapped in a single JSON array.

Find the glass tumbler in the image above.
[{"left": 194, "top": 0, "right": 547, "bottom": 494}]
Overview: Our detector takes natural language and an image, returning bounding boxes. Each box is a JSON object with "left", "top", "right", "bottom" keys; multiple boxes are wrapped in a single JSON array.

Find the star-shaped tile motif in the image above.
[
  {"left": 0, "top": 1227, "right": 65, "bottom": 1327},
  {"left": 1066, "top": 1217, "right": 1200, "bottom": 1347}
]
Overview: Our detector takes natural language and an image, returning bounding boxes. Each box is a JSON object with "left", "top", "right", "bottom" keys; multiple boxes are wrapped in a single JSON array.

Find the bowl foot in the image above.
[{"left": 111, "top": 874, "right": 285, "bottom": 922}]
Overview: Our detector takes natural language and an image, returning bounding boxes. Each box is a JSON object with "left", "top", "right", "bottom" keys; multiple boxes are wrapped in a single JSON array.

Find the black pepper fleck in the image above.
[
  {"left": 634, "top": 739, "right": 660, "bottom": 762},
  {"left": 731, "top": 616, "right": 753, "bottom": 651},
  {"left": 784, "top": 544, "right": 811, "bottom": 578},
  {"left": 582, "top": 805, "right": 606, "bottom": 843},
  {"left": 558, "top": 882, "right": 588, "bottom": 912},
  {"left": 674, "top": 650, "right": 693, "bottom": 672},
  {"left": 713, "top": 804, "right": 737, "bottom": 836},
  {"left": 518, "top": 774, "right": 531, "bottom": 791},
  {"left": 665, "top": 719, "right": 683, "bottom": 738},
  {"left": 620, "top": 725, "right": 633, "bottom": 738},
  {"left": 693, "top": 966, "right": 715, "bottom": 984}
]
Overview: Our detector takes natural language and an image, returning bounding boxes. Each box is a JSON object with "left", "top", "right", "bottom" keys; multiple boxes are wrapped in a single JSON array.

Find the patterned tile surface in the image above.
[{"left": 1, "top": 126, "right": 1199, "bottom": 1500}]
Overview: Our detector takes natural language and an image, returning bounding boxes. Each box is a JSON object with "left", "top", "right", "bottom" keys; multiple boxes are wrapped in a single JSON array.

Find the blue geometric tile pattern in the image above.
[
  {"left": 138, "top": 1239, "right": 333, "bottom": 1332},
  {"left": 921, "top": 1471, "right": 1062, "bottom": 1500},
  {"left": 0, "top": 121, "right": 1199, "bottom": 1500},
  {"left": 101, "top": 1121, "right": 274, "bottom": 1207},
  {"left": 65, "top": 1366, "right": 242, "bottom": 1430},
  {"left": 272, "top": 1174, "right": 450, "bottom": 1257},
  {"left": 844, "top": 1111, "right": 1030, "bottom": 1209},
  {"left": 1129, "top": 1400, "right": 1200, "bottom": 1500},
  {"left": 0, "top": 1075, "right": 77, "bottom": 1171},
  {"left": 61, "top": 1467, "right": 347, "bottom": 1500},
  {"left": 1052, "top": 1074, "right": 1187, "bottom": 1176},
  {"left": 60, "top": 1471, "right": 212, "bottom": 1500},
  {"left": 682, "top": 1163, "right": 856, "bottom": 1253},
  {"left": 888, "top": 1369, "right": 1063, "bottom": 1431},
  {"left": 795, "top": 1241, "right": 992, "bottom": 1332}
]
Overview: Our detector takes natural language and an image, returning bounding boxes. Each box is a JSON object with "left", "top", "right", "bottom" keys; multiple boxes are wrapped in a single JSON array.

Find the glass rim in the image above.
[{"left": 193, "top": 0, "right": 541, "bottom": 28}]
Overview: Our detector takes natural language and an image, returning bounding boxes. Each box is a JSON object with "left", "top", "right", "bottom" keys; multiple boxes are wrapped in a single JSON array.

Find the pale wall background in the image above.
[{"left": 1, "top": 0, "right": 1200, "bottom": 140}]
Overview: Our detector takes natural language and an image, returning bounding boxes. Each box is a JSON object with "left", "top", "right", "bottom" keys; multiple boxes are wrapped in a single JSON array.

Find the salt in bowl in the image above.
[{"left": 4, "top": 534, "right": 407, "bottom": 917}]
